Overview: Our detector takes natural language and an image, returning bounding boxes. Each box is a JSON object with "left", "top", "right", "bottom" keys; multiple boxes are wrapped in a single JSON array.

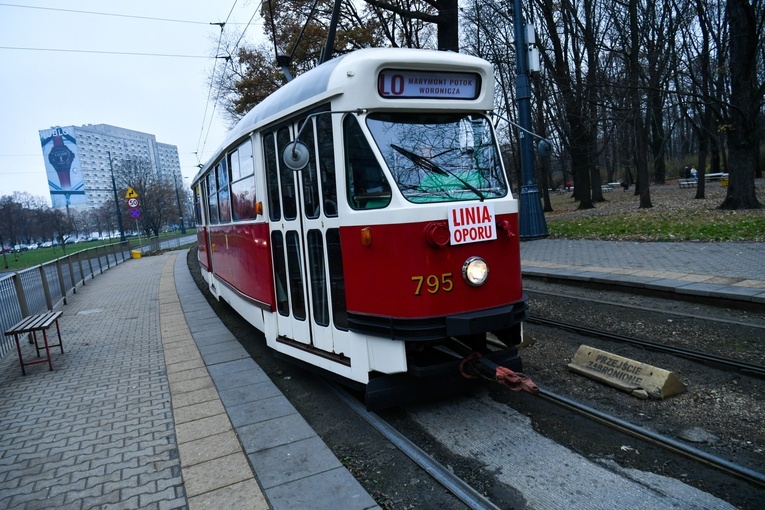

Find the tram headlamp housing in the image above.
[{"left": 463, "top": 256, "right": 488, "bottom": 286}]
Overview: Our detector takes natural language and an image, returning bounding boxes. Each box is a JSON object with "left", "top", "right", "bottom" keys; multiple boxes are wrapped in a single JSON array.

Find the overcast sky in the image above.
[{"left": 0, "top": 1, "right": 267, "bottom": 203}]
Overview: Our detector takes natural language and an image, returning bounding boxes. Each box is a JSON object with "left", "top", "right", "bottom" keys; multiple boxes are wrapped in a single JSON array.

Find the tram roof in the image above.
[{"left": 193, "top": 48, "right": 493, "bottom": 184}]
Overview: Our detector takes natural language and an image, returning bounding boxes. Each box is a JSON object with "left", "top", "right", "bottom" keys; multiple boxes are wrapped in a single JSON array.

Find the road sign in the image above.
[
  {"left": 125, "top": 187, "right": 139, "bottom": 199},
  {"left": 127, "top": 198, "right": 139, "bottom": 208},
  {"left": 128, "top": 208, "right": 141, "bottom": 219}
]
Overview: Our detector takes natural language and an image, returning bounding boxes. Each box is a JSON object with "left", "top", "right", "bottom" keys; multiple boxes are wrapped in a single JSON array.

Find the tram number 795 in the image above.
[{"left": 412, "top": 274, "right": 454, "bottom": 295}]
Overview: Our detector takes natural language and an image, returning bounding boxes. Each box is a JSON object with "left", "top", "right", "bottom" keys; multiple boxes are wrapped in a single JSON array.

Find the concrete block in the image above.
[{"left": 568, "top": 345, "right": 686, "bottom": 399}]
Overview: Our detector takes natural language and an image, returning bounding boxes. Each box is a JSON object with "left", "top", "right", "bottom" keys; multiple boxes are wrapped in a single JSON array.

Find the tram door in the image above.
[{"left": 265, "top": 112, "right": 346, "bottom": 356}]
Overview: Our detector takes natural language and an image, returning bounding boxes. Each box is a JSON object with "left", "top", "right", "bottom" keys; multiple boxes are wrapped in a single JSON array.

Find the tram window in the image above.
[
  {"left": 343, "top": 116, "right": 391, "bottom": 210},
  {"left": 286, "top": 231, "right": 306, "bottom": 320},
  {"left": 229, "top": 148, "right": 241, "bottom": 182},
  {"left": 207, "top": 172, "right": 219, "bottom": 224},
  {"left": 326, "top": 229, "right": 347, "bottom": 330},
  {"left": 301, "top": 119, "right": 320, "bottom": 219},
  {"left": 194, "top": 185, "right": 203, "bottom": 225},
  {"left": 271, "top": 232, "right": 289, "bottom": 316},
  {"left": 231, "top": 139, "right": 257, "bottom": 221},
  {"left": 264, "top": 133, "right": 281, "bottom": 221},
  {"left": 277, "top": 127, "right": 298, "bottom": 220},
  {"left": 239, "top": 138, "right": 254, "bottom": 177},
  {"left": 217, "top": 160, "right": 231, "bottom": 223},
  {"left": 231, "top": 175, "right": 257, "bottom": 221},
  {"left": 366, "top": 113, "right": 508, "bottom": 204},
  {"left": 217, "top": 159, "right": 229, "bottom": 189},
  {"left": 316, "top": 115, "right": 337, "bottom": 217},
  {"left": 219, "top": 187, "right": 231, "bottom": 223},
  {"left": 307, "top": 230, "right": 329, "bottom": 327},
  {"left": 230, "top": 139, "right": 254, "bottom": 182}
]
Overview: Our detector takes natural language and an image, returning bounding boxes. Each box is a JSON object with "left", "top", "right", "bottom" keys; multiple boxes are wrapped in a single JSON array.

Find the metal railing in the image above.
[
  {"left": 0, "top": 235, "right": 199, "bottom": 359},
  {"left": 0, "top": 241, "right": 133, "bottom": 358},
  {"left": 136, "top": 234, "right": 197, "bottom": 254}
]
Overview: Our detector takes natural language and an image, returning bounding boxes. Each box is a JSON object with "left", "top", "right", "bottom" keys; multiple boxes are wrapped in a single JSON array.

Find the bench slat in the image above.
[{"left": 5, "top": 311, "right": 62, "bottom": 336}]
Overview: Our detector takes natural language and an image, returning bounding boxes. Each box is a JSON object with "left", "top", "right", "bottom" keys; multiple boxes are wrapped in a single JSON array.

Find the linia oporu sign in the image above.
[{"left": 447, "top": 203, "right": 496, "bottom": 245}]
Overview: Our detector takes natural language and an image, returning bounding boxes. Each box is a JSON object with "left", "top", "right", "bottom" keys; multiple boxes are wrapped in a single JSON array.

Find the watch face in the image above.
[{"left": 49, "top": 145, "right": 74, "bottom": 168}]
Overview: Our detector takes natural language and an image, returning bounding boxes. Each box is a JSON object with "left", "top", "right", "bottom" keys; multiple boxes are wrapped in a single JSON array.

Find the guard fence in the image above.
[{"left": 0, "top": 235, "right": 197, "bottom": 359}]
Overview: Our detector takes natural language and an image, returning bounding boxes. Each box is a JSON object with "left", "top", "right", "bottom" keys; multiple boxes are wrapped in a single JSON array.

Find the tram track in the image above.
[
  {"left": 526, "top": 287, "right": 765, "bottom": 330},
  {"left": 526, "top": 315, "right": 765, "bottom": 378},
  {"left": 536, "top": 388, "right": 765, "bottom": 489},
  {"left": 327, "top": 381, "right": 501, "bottom": 510},
  {"left": 329, "top": 373, "right": 765, "bottom": 506}
]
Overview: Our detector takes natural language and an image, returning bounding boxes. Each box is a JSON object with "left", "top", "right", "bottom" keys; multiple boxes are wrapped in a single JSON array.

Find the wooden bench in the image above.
[
  {"left": 4, "top": 311, "right": 64, "bottom": 375},
  {"left": 678, "top": 179, "right": 696, "bottom": 188}
]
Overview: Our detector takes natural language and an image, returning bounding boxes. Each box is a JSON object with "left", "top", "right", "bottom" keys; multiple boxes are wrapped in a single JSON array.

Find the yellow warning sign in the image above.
[{"left": 125, "top": 187, "right": 139, "bottom": 199}]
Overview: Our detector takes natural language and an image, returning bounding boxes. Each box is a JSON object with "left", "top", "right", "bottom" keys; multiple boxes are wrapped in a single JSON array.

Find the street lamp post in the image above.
[
  {"left": 108, "top": 152, "right": 126, "bottom": 243},
  {"left": 173, "top": 173, "right": 186, "bottom": 235},
  {"left": 513, "top": 0, "right": 548, "bottom": 239}
]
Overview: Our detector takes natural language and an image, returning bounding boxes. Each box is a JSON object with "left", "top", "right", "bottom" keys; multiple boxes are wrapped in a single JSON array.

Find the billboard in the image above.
[{"left": 39, "top": 126, "right": 86, "bottom": 207}]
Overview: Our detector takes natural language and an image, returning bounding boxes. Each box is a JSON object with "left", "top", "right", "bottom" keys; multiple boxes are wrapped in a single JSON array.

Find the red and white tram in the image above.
[{"left": 191, "top": 48, "right": 528, "bottom": 408}]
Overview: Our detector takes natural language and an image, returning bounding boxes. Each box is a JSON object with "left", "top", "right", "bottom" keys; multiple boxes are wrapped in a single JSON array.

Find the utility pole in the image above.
[
  {"left": 108, "top": 152, "right": 126, "bottom": 243},
  {"left": 174, "top": 173, "right": 186, "bottom": 234},
  {"left": 513, "top": 0, "right": 548, "bottom": 239}
]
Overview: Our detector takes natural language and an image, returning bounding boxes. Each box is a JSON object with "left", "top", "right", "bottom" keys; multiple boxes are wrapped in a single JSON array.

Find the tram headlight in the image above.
[{"left": 462, "top": 256, "right": 488, "bottom": 286}]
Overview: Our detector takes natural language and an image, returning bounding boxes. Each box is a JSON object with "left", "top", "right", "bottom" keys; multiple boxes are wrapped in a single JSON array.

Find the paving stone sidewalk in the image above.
[{"left": 0, "top": 253, "right": 186, "bottom": 510}]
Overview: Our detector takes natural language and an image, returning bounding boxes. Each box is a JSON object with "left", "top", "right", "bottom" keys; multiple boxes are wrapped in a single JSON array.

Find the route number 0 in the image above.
[{"left": 378, "top": 73, "right": 405, "bottom": 96}]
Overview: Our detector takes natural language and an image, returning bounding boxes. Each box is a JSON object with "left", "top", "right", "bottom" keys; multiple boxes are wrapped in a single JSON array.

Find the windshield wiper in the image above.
[{"left": 391, "top": 144, "right": 484, "bottom": 201}]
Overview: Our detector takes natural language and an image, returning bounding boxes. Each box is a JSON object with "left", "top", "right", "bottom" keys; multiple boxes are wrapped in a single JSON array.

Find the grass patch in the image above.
[
  {"left": 1, "top": 230, "right": 196, "bottom": 273},
  {"left": 545, "top": 184, "right": 765, "bottom": 242}
]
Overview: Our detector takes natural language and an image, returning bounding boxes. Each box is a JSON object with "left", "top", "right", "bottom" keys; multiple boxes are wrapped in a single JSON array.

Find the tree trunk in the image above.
[
  {"left": 719, "top": 0, "right": 762, "bottom": 210},
  {"left": 648, "top": 91, "right": 667, "bottom": 184},
  {"left": 436, "top": 0, "right": 459, "bottom": 51},
  {"left": 629, "top": 0, "right": 652, "bottom": 208},
  {"left": 534, "top": 73, "right": 553, "bottom": 212}
]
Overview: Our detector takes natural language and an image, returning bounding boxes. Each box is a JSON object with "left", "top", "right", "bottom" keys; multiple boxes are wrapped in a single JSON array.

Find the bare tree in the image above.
[
  {"left": 533, "top": 0, "right": 602, "bottom": 209},
  {"left": 364, "top": 0, "right": 457, "bottom": 51},
  {"left": 114, "top": 158, "right": 177, "bottom": 237},
  {"left": 720, "top": 0, "right": 763, "bottom": 209}
]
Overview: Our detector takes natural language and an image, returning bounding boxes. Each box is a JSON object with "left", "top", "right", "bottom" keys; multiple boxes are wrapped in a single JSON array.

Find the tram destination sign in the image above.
[{"left": 378, "top": 69, "right": 480, "bottom": 100}]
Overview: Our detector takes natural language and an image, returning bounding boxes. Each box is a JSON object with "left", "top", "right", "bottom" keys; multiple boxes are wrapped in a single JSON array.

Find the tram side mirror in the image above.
[
  {"left": 537, "top": 139, "right": 553, "bottom": 158},
  {"left": 283, "top": 141, "right": 310, "bottom": 171}
]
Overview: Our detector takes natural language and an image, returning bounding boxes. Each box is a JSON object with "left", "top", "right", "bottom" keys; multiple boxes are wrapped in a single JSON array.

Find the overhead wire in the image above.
[
  {"left": 0, "top": 2, "right": 243, "bottom": 26},
  {"left": 0, "top": 46, "right": 207, "bottom": 58},
  {"left": 1, "top": 1, "right": 260, "bottom": 178},
  {"left": 195, "top": 0, "right": 239, "bottom": 169},
  {"left": 197, "top": 1, "right": 263, "bottom": 169}
]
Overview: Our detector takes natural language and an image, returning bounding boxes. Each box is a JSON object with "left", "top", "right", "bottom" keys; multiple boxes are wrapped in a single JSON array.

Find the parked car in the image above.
[{"left": 27, "top": 243, "right": 39, "bottom": 250}]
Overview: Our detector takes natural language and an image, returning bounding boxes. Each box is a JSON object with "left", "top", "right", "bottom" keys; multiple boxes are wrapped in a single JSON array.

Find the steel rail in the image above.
[
  {"left": 527, "top": 315, "right": 765, "bottom": 378},
  {"left": 327, "top": 382, "right": 501, "bottom": 510},
  {"left": 525, "top": 288, "right": 765, "bottom": 330},
  {"left": 538, "top": 388, "right": 765, "bottom": 489}
]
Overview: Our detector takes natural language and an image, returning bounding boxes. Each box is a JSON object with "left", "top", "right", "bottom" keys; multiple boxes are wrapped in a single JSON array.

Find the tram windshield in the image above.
[{"left": 366, "top": 113, "right": 508, "bottom": 203}]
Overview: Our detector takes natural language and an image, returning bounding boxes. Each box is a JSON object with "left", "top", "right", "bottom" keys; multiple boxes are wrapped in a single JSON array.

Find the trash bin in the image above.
[
  {"left": 131, "top": 249, "right": 141, "bottom": 259},
  {"left": 721, "top": 177, "right": 728, "bottom": 187}
]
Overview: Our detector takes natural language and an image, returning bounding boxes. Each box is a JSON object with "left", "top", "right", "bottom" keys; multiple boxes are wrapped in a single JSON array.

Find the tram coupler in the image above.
[{"left": 460, "top": 352, "right": 539, "bottom": 395}]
